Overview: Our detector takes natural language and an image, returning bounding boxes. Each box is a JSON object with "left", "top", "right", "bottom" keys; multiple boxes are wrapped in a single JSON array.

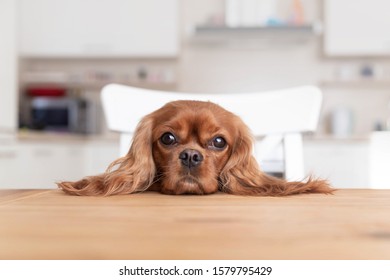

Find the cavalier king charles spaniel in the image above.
[{"left": 58, "top": 100, "right": 333, "bottom": 196}]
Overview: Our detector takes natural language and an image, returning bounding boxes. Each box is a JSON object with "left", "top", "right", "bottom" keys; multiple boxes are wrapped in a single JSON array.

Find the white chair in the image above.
[{"left": 101, "top": 84, "right": 323, "bottom": 181}]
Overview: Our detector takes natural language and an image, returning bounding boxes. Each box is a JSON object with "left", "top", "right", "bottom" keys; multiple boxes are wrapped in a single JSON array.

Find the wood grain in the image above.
[{"left": 0, "top": 189, "right": 389, "bottom": 260}]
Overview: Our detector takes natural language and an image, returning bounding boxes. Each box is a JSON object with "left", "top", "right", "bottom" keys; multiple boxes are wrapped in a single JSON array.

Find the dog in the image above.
[{"left": 58, "top": 100, "right": 333, "bottom": 196}]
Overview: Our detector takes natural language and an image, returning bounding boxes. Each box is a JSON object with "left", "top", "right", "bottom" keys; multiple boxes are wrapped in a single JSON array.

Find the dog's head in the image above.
[
  {"left": 149, "top": 100, "right": 250, "bottom": 194},
  {"left": 59, "top": 100, "right": 332, "bottom": 196}
]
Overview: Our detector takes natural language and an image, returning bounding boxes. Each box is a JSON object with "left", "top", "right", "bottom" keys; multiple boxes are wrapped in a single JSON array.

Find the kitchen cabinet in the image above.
[
  {"left": 369, "top": 132, "right": 390, "bottom": 189},
  {"left": 324, "top": 0, "right": 390, "bottom": 56},
  {"left": 0, "top": 145, "right": 20, "bottom": 188},
  {"left": 18, "top": 0, "right": 178, "bottom": 57},
  {"left": 303, "top": 139, "right": 369, "bottom": 188},
  {"left": 0, "top": 139, "right": 118, "bottom": 189},
  {"left": 83, "top": 141, "right": 119, "bottom": 175},
  {"left": 0, "top": 143, "right": 85, "bottom": 189},
  {"left": 0, "top": 0, "right": 18, "bottom": 138}
]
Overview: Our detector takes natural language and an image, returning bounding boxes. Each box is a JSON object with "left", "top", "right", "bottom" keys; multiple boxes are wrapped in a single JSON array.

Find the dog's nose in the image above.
[{"left": 179, "top": 149, "right": 203, "bottom": 168}]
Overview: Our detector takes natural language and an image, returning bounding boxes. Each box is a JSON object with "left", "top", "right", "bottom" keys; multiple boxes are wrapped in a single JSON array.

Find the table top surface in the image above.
[{"left": 1, "top": 189, "right": 390, "bottom": 260}]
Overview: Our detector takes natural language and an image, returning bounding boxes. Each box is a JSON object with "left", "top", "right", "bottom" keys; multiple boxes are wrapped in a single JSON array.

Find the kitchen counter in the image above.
[{"left": 1, "top": 189, "right": 389, "bottom": 259}]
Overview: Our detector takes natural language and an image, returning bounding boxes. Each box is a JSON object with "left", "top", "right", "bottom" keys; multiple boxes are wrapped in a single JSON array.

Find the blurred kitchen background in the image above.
[{"left": 1, "top": 0, "right": 390, "bottom": 189}]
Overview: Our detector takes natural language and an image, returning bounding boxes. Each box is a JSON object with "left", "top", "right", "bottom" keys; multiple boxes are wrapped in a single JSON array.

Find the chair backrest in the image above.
[{"left": 101, "top": 83, "right": 323, "bottom": 180}]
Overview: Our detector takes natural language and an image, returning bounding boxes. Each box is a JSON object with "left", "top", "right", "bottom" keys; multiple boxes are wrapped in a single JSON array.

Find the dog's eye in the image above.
[
  {"left": 160, "top": 132, "right": 177, "bottom": 146},
  {"left": 210, "top": 136, "right": 226, "bottom": 149}
]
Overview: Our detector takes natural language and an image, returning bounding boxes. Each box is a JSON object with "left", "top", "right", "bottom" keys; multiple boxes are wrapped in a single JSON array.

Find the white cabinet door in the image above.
[
  {"left": 369, "top": 132, "right": 390, "bottom": 189},
  {"left": 0, "top": 141, "right": 119, "bottom": 189},
  {"left": 83, "top": 141, "right": 119, "bottom": 175},
  {"left": 0, "top": 143, "right": 85, "bottom": 189},
  {"left": 19, "top": 143, "right": 85, "bottom": 188},
  {"left": 0, "top": 145, "right": 21, "bottom": 188},
  {"left": 304, "top": 140, "right": 369, "bottom": 189},
  {"left": 325, "top": 0, "right": 390, "bottom": 56},
  {"left": 18, "top": 0, "right": 178, "bottom": 57}
]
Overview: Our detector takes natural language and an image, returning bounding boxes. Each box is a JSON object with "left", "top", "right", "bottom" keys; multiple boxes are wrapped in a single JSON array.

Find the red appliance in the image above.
[{"left": 27, "top": 87, "right": 66, "bottom": 97}]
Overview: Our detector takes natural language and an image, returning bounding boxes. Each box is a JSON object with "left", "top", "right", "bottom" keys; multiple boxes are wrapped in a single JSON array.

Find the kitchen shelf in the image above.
[
  {"left": 320, "top": 80, "right": 390, "bottom": 88},
  {"left": 189, "top": 24, "right": 320, "bottom": 47},
  {"left": 21, "top": 81, "right": 177, "bottom": 91},
  {"left": 21, "top": 67, "right": 178, "bottom": 92},
  {"left": 194, "top": 24, "right": 318, "bottom": 35}
]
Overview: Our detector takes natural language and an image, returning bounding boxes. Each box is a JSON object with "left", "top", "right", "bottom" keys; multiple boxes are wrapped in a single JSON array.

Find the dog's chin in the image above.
[{"left": 161, "top": 176, "right": 207, "bottom": 195}]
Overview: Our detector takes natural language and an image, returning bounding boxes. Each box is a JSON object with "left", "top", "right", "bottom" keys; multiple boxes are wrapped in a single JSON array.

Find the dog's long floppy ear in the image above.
[
  {"left": 219, "top": 122, "right": 333, "bottom": 196},
  {"left": 58, "top": 115, "right": 156, "bottom": 196}
]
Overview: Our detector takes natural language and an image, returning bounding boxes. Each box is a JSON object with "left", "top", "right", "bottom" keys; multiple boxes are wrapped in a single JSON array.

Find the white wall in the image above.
[{"left": 0, "top": 0, "right": 18, "bottom": 136}]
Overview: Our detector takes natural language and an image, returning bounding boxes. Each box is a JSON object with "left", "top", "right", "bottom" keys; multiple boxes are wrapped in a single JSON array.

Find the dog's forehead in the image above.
[
  {"left": 157, "top": 101, "right": 222, "bottom": 121},
  {"left": 165, "top": 105, "right": 220, "bottom": 130},
  {"left": 153, "top": 100, "right": 237, "bottom": 137}
]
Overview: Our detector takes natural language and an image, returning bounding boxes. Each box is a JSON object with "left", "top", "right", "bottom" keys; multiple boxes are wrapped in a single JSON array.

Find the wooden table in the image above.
[{"left": 0, "top": 189, "right": 389, "bottom": 260}]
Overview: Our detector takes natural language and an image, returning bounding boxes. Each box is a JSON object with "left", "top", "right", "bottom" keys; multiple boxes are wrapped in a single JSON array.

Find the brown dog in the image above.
[{"left": 58, "top": 100, "right": 333, "bottom": 196}]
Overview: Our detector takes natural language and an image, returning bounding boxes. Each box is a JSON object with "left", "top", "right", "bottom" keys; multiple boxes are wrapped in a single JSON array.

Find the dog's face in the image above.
[
  {"left": 59, "top": 100, "right": 333, "bottom": 196},
  {"left": 151, "top": 101, "right": 237, "bottom": 194}
]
